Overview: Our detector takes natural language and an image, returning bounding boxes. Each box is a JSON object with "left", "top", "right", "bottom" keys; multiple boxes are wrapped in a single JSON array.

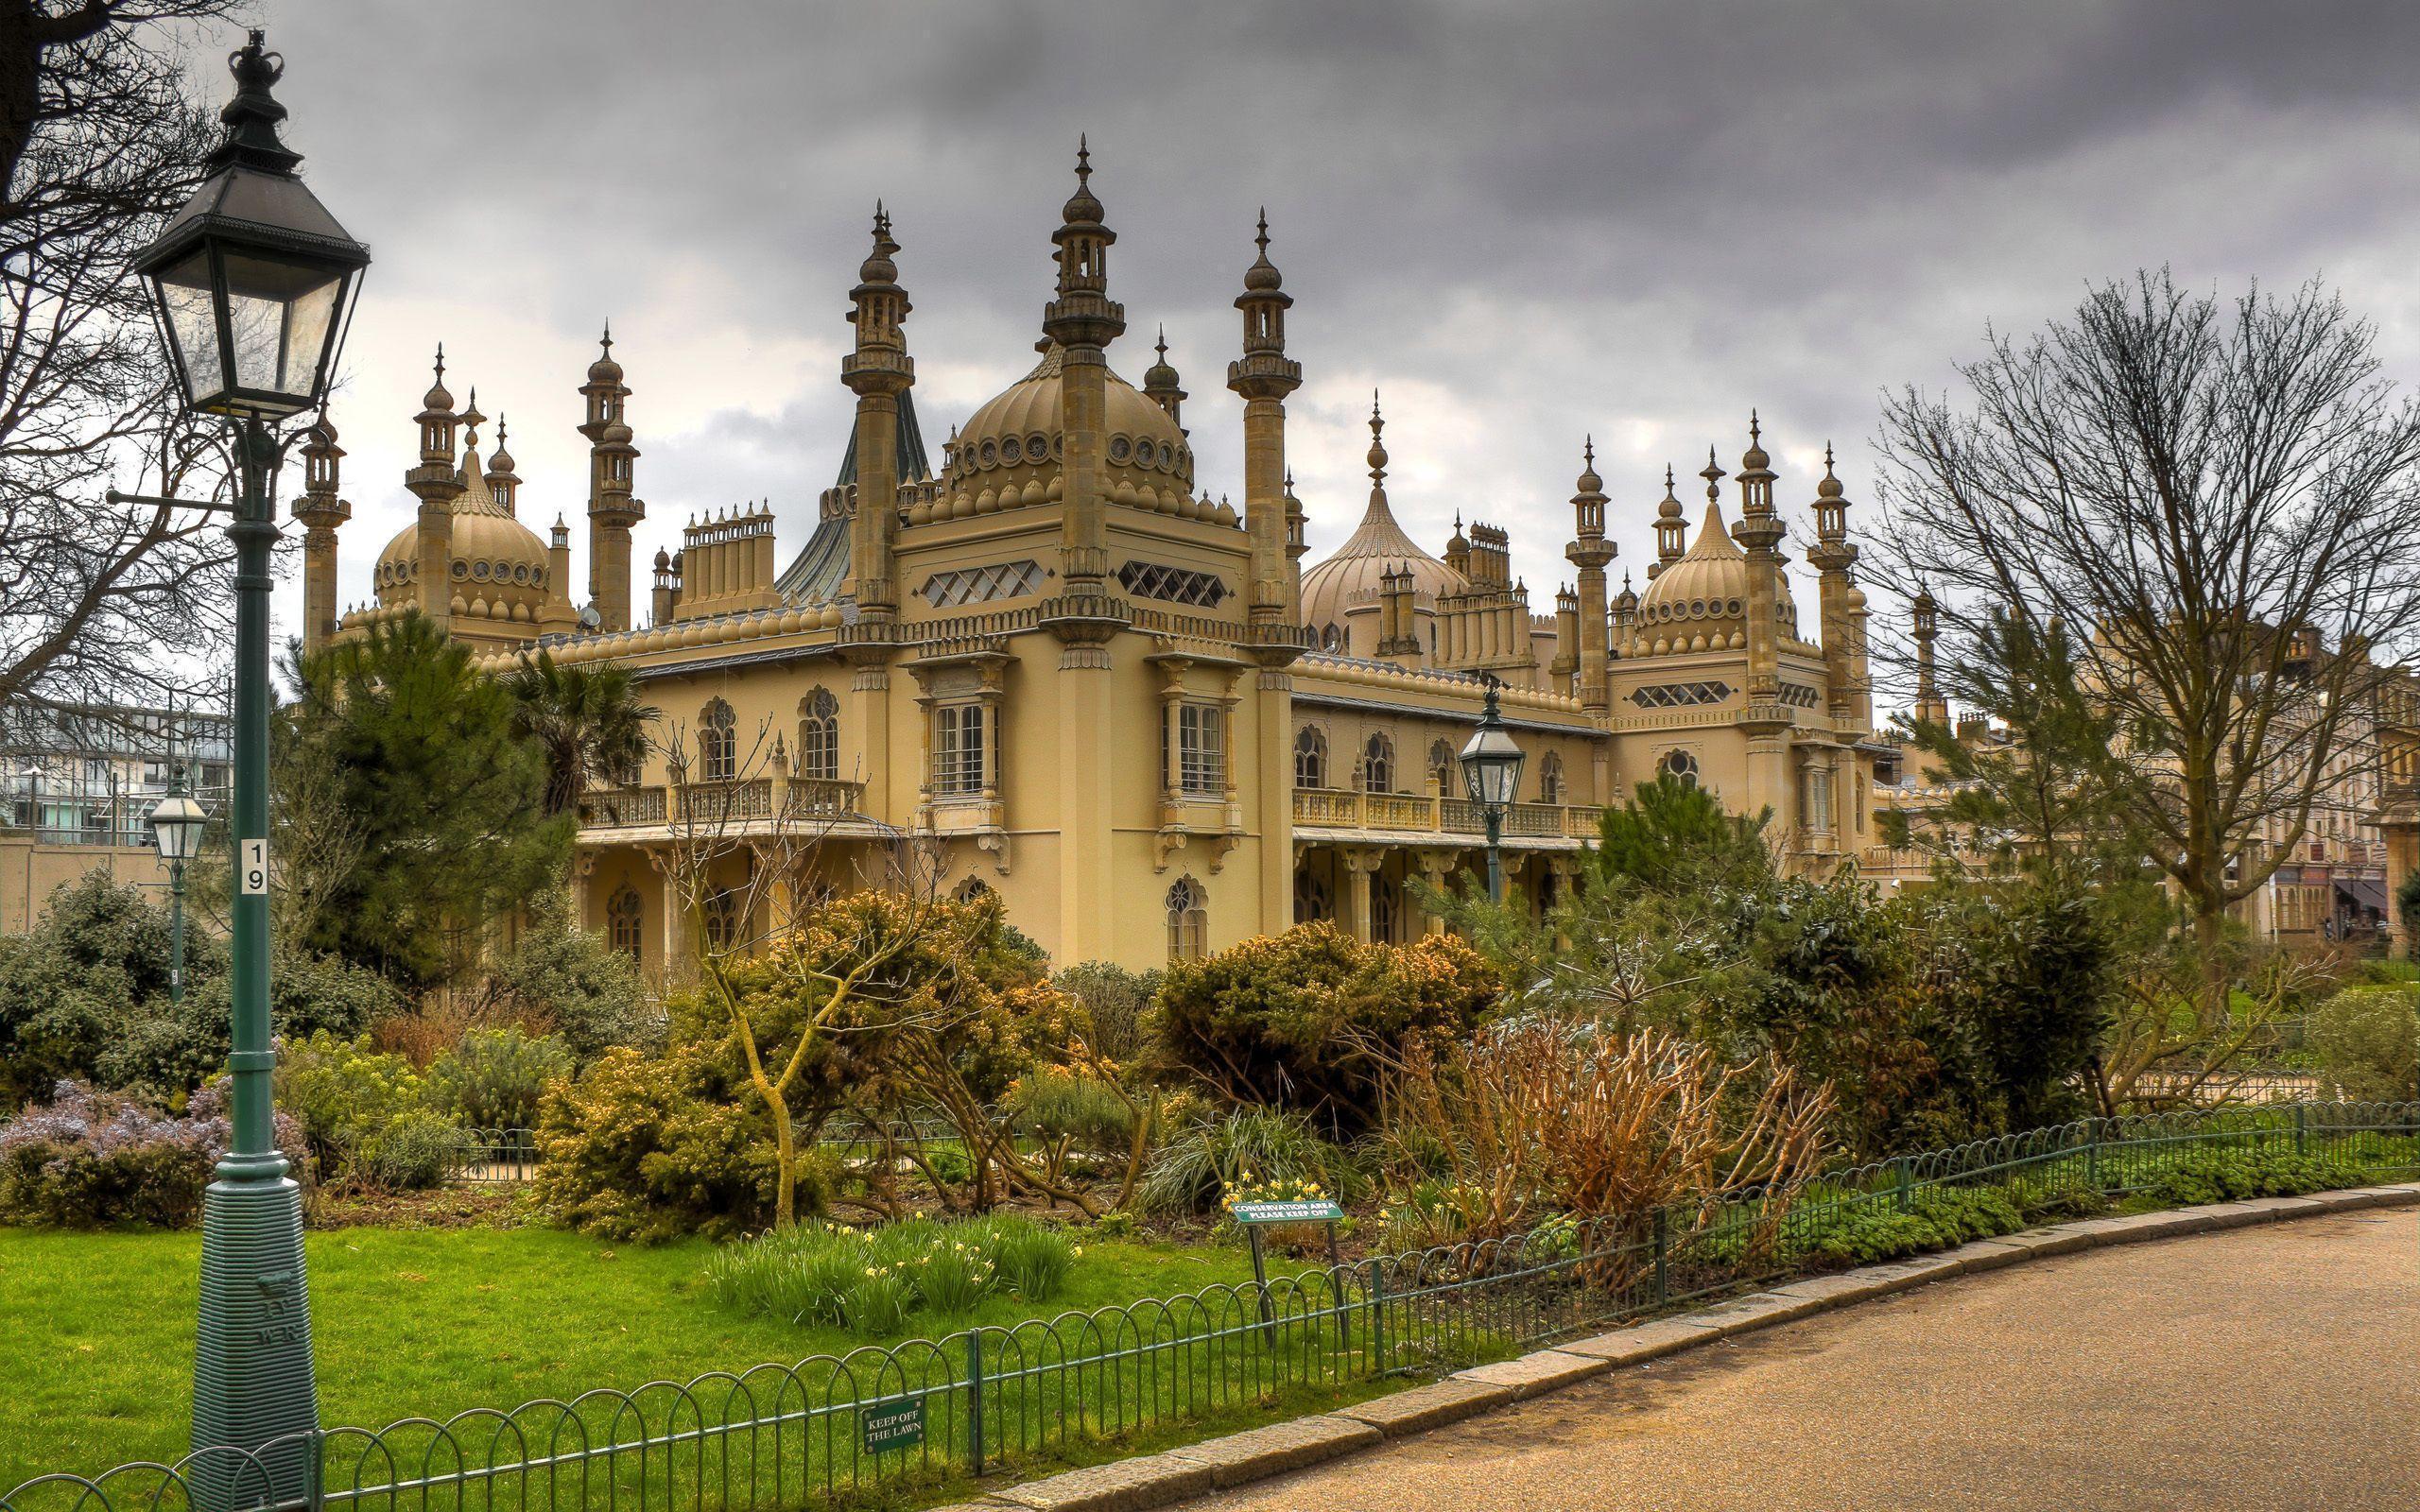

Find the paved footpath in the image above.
[{"left": 1189, "top": 1211, "right": 2420, "bottom": 1512}]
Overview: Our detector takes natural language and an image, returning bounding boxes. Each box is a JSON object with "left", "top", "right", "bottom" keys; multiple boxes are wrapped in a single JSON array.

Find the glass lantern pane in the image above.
[
  {"left": 221, "top": 252, "right": 340, "bottom": 404},
  {"left": 154, "top": 249, "right": 224, "bottom": 403}
]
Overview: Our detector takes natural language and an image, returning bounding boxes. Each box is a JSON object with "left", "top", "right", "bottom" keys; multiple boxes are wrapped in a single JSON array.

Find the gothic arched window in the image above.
[
  {"left": 1372, "top": 875, "right": 1400, "bottom": 943},
  {"left": 797, "top": 687, "right": 839, "bottom": 782},
  {"left": 1427, "top": 739, "right": 1455, "bottom": 795},
  {"left": 1167, "top": 875, "right": 1208, "bottom": 961},
  {"left": 1361, "top": 732, "right": 1395, "bottom": 794},
  {"left": 607, "top": 885, "right": 642, "bottom": 962},
  {"left": 1294, "top": 868, "right": 1331, "bottom": 925},
  {"left": 953, "top": 875, "right": 994, "bottom": 906},
  {"left": 1538, "top": 751, "right": 1565, "bottom": 805},
  {"left": 1294, "top": 725, "right": 1328, "bottom": 789},
  {"left": 699, "top": 697, "right": 737, "bottom": 782},
  {"left": 1661, "top": 748, "right": 1699, "bottom": 791}
]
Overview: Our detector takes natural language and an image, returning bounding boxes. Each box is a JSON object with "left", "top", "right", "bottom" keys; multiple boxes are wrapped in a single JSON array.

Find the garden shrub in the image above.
[
  {"left": 488, "top": 892, "right": 659, "bottom": 1060},
  {"left": 1008, "top": 1067, "right": 1133, "bottom": 1166},
  {"left": 1139, "top": 1106, "right": 1367, "bottom": 1216},
  {"left": 1788, "top": 1186, "right": 2028, "bottom": 1269},
  {"left": 354, "top": 1109, "right": 469, "bottom": 1192},
  {"left": 274, "top": 1032, "right": 428, "bottom": 1180},
  {"left": 1053, "top": 961, "right": 1161, "bottom": 1066},
  {"left": 0, "top": 1080, "right": 304, "bottom": 1227},
  {"left": 2305, "top": 985, "right": 2419, "bottom": 1103},
  {"left": 2138, "top": 1147, "right": 2367, "bottom": 1209},
  {"left": 1152, "top": 923, "right": 1498, "bottom": 1135},
  {"left": 535, "top": 1043, "right": 834, "bottom": 1242},
  {"left": 704, "top": 1212, "right": 1076, "bottom": 1331},
  {"left": 425, "top": 1026, "right": 575, "bottom": 1129}
]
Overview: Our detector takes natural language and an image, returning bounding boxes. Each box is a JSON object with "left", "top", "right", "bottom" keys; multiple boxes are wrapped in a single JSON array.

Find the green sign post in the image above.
[
  {"left": 1230, "top": 1199, "right": 1346, "bottom": 1225},
  {"left": 1230, "top": 1199, "right": 1347, "bottom": 1346},
  {"left": 861, "top": 1394, "right": 926, "bottom": 1455}
]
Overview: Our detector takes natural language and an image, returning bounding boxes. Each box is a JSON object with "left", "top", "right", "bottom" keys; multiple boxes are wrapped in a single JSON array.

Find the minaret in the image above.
[
  {"left": 1041, "top": 138, "right": 1125, "bottom": 609},
  {"left": 292, "top": 413, "right": 349, "bottom": 652},
  {"left": 1564, "top": 438, "right": 1615, "bottom": 713},
  {"left": 1651, "top": 464, "right": 1686, "bottom": 579},
  {"left": 1613, "top": 572, "right": 1639, "bottom": 650},
  {"left": 1143, "top": 326, "right": 1185, "bottom": 427},
  {"left": 1227, "top": 210, "right": 1302, "bottom": 627},
  {"left": 840, "top": 203, "right": 912, "bottom": 623},
  {"left": 1805, "top": 442, "right": 1863, "bottom": 724},
  {"left": 542, "top": 513, "right": 578, "bottom": 633},
  {"left": 1283, "top": 468, "right": 1306, "bottom": 572},
  {"left": 579, "top": 326, "right": 643, "bottom": 632},
  {"left": 1912, "top": 588, "right": 1949, "bottom": 725},
  {"left": 405, "top": 348, "right": 462, "bottom": 632},
  {"left": 1730, "top": 412, "right": 1784, "bottom": 704},
  {"left": 650, "top": 546, "right": 677, "bottom": 627},
  {"left": 483, "top": 413, "right": 520, "bottom": 513}
]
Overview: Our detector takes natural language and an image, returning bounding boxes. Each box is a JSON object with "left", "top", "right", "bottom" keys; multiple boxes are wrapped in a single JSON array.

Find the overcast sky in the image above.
[{"left": 233, "top": 0, "right": 2420, "bottom": 668}]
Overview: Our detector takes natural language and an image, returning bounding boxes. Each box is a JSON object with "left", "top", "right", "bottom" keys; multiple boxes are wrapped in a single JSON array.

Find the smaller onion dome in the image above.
[
  {"left": 586, "top": 323, "right": 623, "bottom": 384},
  {"left": 485, "top": 413, "right": 515, "bottom": 475},
  {"left": 1614, "top": 572, "right": 1638, "bottom": 613},
  {"left": 1144, "top": 326, "right": 1181, "bottom": 391},
  {"left": 1061, "top": 135, "right": 1104, "bottom": 227},
  {"left": 420, "top": 345, "right": 453, "bottom": 413},
  {"left": 1243, "top": 209, "right": 1283, "bottom": 291},
  {"left": 1817, "top": 443, "right": 1845, "bottom": 500},
  {"left": 1575, "top": 436, "right": 1603, "bottom": 495},
  {"left": 1739, "top": 408, "right": 1771, "bottom": 472}
]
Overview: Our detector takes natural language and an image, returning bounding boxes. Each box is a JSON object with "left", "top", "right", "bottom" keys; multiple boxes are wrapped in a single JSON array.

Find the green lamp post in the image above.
[
  {"left": 1457, "top": 678, "right": 1526, "bottom": 903},
  {"left": 147, "top": 764, "right": 208, "bottom": 1009},
  {"left": 127, "top": 27, "right": 369, "bottom": 1502}
]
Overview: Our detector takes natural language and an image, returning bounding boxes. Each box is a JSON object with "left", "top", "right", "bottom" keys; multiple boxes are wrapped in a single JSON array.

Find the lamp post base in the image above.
[{"left": 190, "top": 1172, "right": 318, "bottom": 1511}]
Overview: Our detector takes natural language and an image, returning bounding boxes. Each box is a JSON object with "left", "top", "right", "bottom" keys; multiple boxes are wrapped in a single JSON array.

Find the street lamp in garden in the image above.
[
  {"left": 1458, "top": 677, "right": 1526, "bottom": 903},
  {"left": 147, "top": 765, "right": 208, "bottom": 1010},
  {"left": 125, "top": 27, "right": 369, "bottom": 1495}
]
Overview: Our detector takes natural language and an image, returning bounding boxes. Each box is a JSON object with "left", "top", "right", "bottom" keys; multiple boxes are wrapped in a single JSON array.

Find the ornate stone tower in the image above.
[
  {"left": 405, "top": 348, "right": 462, "bottom": 631},
  {"left": 1651, "top": 464, "right": 1685, "bottom": 580},
  {"left": 1143, "top": 326, "right": 1185, "bottom": 426},
  {"left": 1564, "top": 438, "right": 1615, "bottom": 713},
  {"left": 579, "top": 327, "right": 643, "bottom": 632},
  {"left": 840, "top": 204, "right": 912, "bottom": 624},
  {"left": 1228, "top": 211, "right": 1302, "bottom": 626},
  {"left": 1041, "top": 138, "right": 1124, "bottom": 614},
  {"left": 1806, "top": 443, "right": 1867, "bottom": 728},
  {"left": 1731, "top": 414, "right": 1785, "bottom": 705},
  {"left": 1912, "top": 588, "right": 1949, "bottom": 725},
  {"left": 292, "top": 414, "right": 348, "bottom": 651}
]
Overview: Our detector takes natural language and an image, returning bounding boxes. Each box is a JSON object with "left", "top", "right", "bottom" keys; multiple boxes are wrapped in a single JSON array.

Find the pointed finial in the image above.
[
  {"left": 494, "top": 413, "right": 507, "bottom": 449},
  {"left": 1076, "top": 133, "right": 1091, "bottom": 184},
  {"left": 874, "top": 197, "right": 889, "bottom": 234},
  {"left": 1156, "top": 324, "right": 1168, "bottom": 361},
  {"left": 433, "top": 343, "right": 445, "bottom": 384},
  {"left": 1824, "top": 439, "right": 1836, "bottom": 472},
  {"left": 599, "top": 320, "right": 611, "bottom": 352},
  {"left": 1750, "top": 407, "right": 1761, "bottom": 445},
  {"left": 1701, "top": 444, "right": 1726, "bottom": 504},
  {"left": 1582, "top": 435, "right": 1596, "bottom": 469},
  {"left": 1255, "top": 208, "right": 1270, "bottom": 254}
]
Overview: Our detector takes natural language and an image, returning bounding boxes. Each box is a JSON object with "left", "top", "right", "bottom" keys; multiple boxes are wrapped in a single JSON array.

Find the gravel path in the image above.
[{"left": 1189, "top": 1211, "right": 2420, "bottom": 1512}]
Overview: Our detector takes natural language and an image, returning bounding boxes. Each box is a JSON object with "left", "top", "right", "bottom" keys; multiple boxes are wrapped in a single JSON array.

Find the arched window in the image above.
[
  {"left": 797, "top": 687, "right": 839, "bottom": 781},
  {"left": 1427, "top": 739, "right": 1455, "bottom": 795},
  {"left": 1294, "top": 725, "right": 1328, "bottom": 789},
  {"left": 1167, "top": 875, "right": 1208, "bottom": 961},
  {"left": 702, "top": 887, "right": 742, "bottom": 952},
  {"left": 1293, "top": 868, "right": 1331, "bottom": 924},
  {"left": 953, "top": 875, "right": 994, "bottom": 905},
  {"left": 607, "top": 885, "right": 642, "bottom": 962},
  {"left": 1538, "top": 751, "right": 1565, "bottom": 805},
  {"left": 1361, "top": 732, "right": 1395, "bottom": 794},
  {"left": 1372, "top": 876, "right": 1400, "bottom": 943},
  {"left": 1321, "top": 624, "right": 1343, "bottom": 653},
  {"left": 699, "top": 697, "right": 737, "bottom": 782},
  {"left": 1661, "top": 748, "right": 1699, "bottom": 791}
]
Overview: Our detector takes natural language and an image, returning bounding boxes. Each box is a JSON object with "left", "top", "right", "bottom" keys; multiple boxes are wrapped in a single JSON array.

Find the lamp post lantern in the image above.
[
  {"left": 1457, "top": 678, "right": 1526, "bottom": 903},
  {"left": 147, "top": 765, "right": 208, "bottom": 1008},
  {"left": 129, "top": 27, "right": 368, "bottom": 1497}
]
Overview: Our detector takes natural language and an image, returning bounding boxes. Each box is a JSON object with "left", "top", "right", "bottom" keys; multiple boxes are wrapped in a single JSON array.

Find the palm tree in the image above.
[{"left": 503, "top": 650, "right": 658, "bottom": 819}]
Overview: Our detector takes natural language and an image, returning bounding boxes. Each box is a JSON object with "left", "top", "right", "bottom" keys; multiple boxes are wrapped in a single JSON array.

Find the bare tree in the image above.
[
  {"left": 0, "top": 2, "right": 248, "bottom": 738},
  {"left": 1867, "top": 271, "right": 2420, "bottom": 1017}
]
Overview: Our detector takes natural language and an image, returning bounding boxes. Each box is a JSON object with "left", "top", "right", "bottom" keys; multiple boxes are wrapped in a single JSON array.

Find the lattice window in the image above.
[
  {"left": 1778, "top": 683, "right": 1823, "bottom": 709},
  {"left": 1629, "top": 681, "right": 1734, "bottom": 710},
  {"left": 1294, "top": 725, "right": 1328, "bottom": 788},
  {"left": 607, "top": 885, "right": 642, "bottom": 961},
  {"left": 933, "top": 703, "right": 988, "bottom": 797},
  {"left": 1167, "top": 875, "right": 1208, "bottom": 960},
  {"left": 920, "top": 559, "right": 1044, "bottom": 608},
  {"left": 699, "top": 697, "right": 736, "bottom": 782},
  {"left": 797, "top": 687, "right": 839, "bottom": 781},
  {"left": 953, "top": 876, "right": 994, "bottom": 905},
  {"left": 1117, "top": 560, "right": 1229, "bottom": 609}
]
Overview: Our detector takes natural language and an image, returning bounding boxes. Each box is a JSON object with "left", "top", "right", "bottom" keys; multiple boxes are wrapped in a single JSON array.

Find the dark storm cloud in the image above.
[{"left": 251, "top": 0, "right": 2420, "bottom": 650}]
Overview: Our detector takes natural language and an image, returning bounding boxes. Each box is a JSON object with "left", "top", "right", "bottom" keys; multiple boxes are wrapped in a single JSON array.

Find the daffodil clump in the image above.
[
  {"left": 705, "top": 1212, "right": 1080, "bottom": 1333},
  {"left": 1217, "top": 1170, "right": 1331, "bottom": 1215}
]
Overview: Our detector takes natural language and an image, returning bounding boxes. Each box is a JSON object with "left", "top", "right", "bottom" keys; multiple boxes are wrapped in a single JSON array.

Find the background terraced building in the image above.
[{"left": 300, "top": 151, "right": 1889, "bottom": 975}]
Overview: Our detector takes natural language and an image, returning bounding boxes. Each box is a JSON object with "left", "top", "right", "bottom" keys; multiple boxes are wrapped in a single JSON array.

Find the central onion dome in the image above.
[
  {"left": 372, "top": 438, "right": 553, "bottom": 623},
  {"left": 1632, "top": 500, "right": 1798, "bottom": 653},
  {"left": 938, "top": 342, "right": 1196, "bottom": 515},
  {"left": 1300, "top": 398, "right": 1468, "bottom": 656}
]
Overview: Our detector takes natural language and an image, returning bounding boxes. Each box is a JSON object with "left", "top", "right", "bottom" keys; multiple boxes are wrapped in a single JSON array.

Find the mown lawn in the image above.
[{"left": 0, "top": 1220, "right": 1261, "bottom": 1490}]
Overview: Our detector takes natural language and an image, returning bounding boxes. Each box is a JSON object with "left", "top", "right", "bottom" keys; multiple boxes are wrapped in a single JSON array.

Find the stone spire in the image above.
[
  {"left": 1730, "top": 413, "right": 1787, "bottom": 703},
  {"left": 405, "top": 347, "right": 463, "bottom": 631},
  {"left": 1650, "top": 462, "right": 1686, "bottom": 579},
  {"left": 293, "top": 411, "right": 349, "bottom": 651},
  {"left": 841, "top": 201, "right": 913, "bottom": 622},
  {"left": 482, "top": 412, "right": 520, "bottom": 513},
  {"left": 1806, "top": 442, "right": 1865, "bottom": 724},
  {"left": 1912, "top": 587, "right": 1949, "bottom": 725},
  {"left": 1229, "top": 207, "right": 1304, "bottom": 629},
  {"left": 1565, "top": 437, "right": 1615, "bottom": 713},
  {"left": 1143, "top": 325, "right": 1185, "bottom": 425},
  {"left": 579, "top": 325, "right": 643, "bottom": 631},
  {"left": 1041, "top": 137, "right": 1126, "bottom": 610}
]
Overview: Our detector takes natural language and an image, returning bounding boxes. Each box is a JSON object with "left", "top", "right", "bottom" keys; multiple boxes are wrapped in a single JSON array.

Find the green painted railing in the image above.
[{"left": 9, "top": 1100, "right": 2414, "bottom": 1512}]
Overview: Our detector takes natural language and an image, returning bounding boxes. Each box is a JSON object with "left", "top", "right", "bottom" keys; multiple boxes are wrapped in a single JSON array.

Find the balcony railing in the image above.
[
  {"left": 1291, "top": 787, "right": 1597, "bottom": 840},
  {"left": 578, "top": 777, "right": 869, "bottom": 832}
]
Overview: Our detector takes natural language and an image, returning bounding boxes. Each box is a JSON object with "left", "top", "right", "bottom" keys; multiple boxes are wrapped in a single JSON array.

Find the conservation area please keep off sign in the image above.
[
  {"left": 860, "top": 1394, "right": 925, "bottom": 1455},
  {"left": 1230, "top": 1199, "right": 1346, "bottom": 1225}
]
